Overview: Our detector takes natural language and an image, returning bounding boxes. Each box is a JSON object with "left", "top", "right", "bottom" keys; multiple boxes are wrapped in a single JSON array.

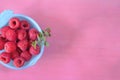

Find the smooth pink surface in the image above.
[{"left": 0, "top": 0, "right": 120, "bottom": 80}]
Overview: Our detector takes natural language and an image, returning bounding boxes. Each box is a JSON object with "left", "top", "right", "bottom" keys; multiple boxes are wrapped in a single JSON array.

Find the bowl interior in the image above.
[{"left": 0, "top": 14, "right": 44, "bottom": 70}]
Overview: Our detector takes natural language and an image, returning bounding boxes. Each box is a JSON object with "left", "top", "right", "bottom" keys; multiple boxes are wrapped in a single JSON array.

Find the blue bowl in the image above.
[{"left": 0, "top": 13, "right": 44, "bottom": 70}]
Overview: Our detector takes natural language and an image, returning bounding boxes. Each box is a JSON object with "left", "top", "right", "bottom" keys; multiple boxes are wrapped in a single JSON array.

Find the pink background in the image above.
[{"left": 0, "top": 0, "right": 120, "bottom": 80}]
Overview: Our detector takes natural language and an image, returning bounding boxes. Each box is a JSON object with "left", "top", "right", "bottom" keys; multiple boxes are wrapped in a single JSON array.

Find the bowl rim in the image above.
[{"left": 0, "top": 14, "right": 45, "bottom": 70}]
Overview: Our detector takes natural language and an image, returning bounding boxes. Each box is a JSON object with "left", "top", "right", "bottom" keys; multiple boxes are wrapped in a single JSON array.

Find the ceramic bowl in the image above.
[{"left": 0, "top": 13, "right": 44, "bottom": 70}]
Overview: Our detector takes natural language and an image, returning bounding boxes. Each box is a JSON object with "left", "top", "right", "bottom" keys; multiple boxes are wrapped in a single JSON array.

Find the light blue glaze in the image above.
[
  {"left": 0, "top": 10, "right": 44, "bottom": 70},
  {"left": 0, "top": 10, "right": 13, "bottom": 28}
]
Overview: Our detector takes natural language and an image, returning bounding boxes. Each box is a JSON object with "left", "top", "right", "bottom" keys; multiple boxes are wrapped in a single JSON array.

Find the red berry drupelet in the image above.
[
  {"left": 11, "top": 51, "right": 20, "bottom": 60},
  {"left": 16, "top": 47, "right": 22, "bottom": 54},
  {"left": 0, "top": 38, "right": 6, "bottom": 50}
]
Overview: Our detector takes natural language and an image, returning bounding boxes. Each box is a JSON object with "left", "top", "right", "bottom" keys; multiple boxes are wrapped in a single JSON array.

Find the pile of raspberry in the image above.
[{"left": 0, "top": 17, "right": 40, "bottom": 68}]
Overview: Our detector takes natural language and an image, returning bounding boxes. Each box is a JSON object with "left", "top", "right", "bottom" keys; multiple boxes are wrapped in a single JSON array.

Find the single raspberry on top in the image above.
[
  {"left": 17, "top": 39, "right": 29, "bottom": 51},
  {"left": 4, "top": 42, "right": 16, "bottom": 53},
  {"left": 5, "top": 29, "right": 17, "bottom": 41},
  {"left": 0, "top": 52, "right": 11, "bottom": 63},
  {"left": 9, "top": 17, "right": 20, "bottom": 29},
  {"left": 29, "top": 28, "right": 39, "bottom": 41},
  {"left": 13, "top": 57, "right": 25, "bottom": 67},
  {"left": 21, "top": 51, "right": 32, "bottom": 61},
  {"left": 20, "top": 20, "right": 30, "bottom": 30},
  {"left": 17, "top": 29, "right": 27, "bottom": 40},
  {"left": 29, "top": 45, "right": 40, "bottom": 55},
  {"left": 0, "top": 26, "right": 10, "bottom": 38}
]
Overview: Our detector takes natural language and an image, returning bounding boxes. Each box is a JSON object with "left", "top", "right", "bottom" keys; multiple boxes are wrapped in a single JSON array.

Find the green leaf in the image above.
[
  {"left": 45, "top": 27, "right": 51, "bottom": 37},
  {"left": 37, "top": 40, "right": 41, "bottom": 46},
  {"left": 35, "top": 27, "right": 51, "bottom": 47},
  {"left": 44, "top": 41, "right": 49, "bottom": 46},
  {"left": 44, "top": 31, "right": 51, "bottom": 37},
  {"left": 31, "top": 40, "right": 37, "bottom": 49},
  {"left": 43, "top": 36, "right": 46, "bottom": 41},
  {"left": 37, "top": 34, "right": 41, "bottom": 42},
  {"left": 45, "top": 27, "right": 51, "bottom": 32},
  {"left": 42, "top": 30, "right": 45, "bottom": 34},
  {"left": 45, "top": 31, "right": 49, "bottom": 36},
  {"left": 38, "top": 33, "right": 42, "bottom": 38}
]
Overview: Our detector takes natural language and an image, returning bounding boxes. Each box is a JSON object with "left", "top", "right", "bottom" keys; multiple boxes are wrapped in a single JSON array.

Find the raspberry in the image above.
[
  {"left": 6, "top": 29, "right": 17, "bottom": 41},
  {"left": 13, "top": 57, "right": 25, "bottom": 67},
  {"left": 0, "top": 38, "right": 6, "bottom": 50},
  {"left": 29, "top": 45, "right": 40, "bottom": 55},
  {"left": 4, "top": 42, "right": 16, "bottom": 53},
  {"left": 17, "top": 39, "right": 29, "bottom": 51},
  {"left": 0, "top": 26, "right": 10, "bottom": 38},
  {"left": 11, "top": 51, "right": 20, "bottom": 60},
  {"left": 21, "top": 51, "right": 32, "bottom": 61},
  {"left": 17, "top": 29, "right": 27, "bottom": 40},
  {"left": 9, "top": 17, "right": 20, "bottom": 29},
  {"left": 0, "top": 52, "right": 11, "bottom": 63},
  {"left": 20, "top": 20, "right": 30, "bottom": 30},
  {"left": 29, "top": 28, "right": 39, "bottom": 40}
]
